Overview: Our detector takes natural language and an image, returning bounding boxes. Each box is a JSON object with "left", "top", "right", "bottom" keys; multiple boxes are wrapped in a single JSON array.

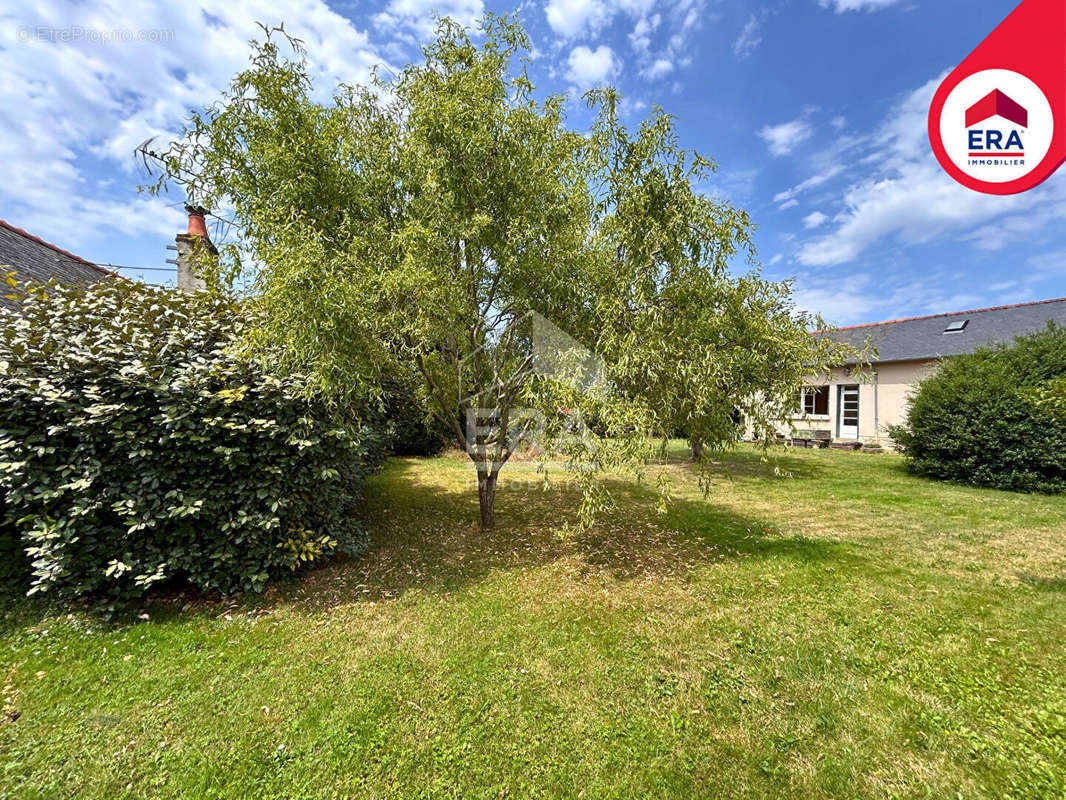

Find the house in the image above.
[
  {"left": 0, "top": 218, "right": 116, "bottom": 306},
  {"left": 0, "top": 207, "right": 216, "bottom": 308},
  {"left": 791, "top": 297, "right": 1066, "bottom": 446}
]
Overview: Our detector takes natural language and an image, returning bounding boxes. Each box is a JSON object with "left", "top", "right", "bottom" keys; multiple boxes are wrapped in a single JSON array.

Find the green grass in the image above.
[{"left": 3, "top": 444, "right": 1066, "bottom": 799}]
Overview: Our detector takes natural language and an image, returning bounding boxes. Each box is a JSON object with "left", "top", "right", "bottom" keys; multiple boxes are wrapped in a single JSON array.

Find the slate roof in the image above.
[
  {"left": 0, "top": 219, "right": 115, "bottom": 306},
  {"left": 823, "top": 297, "right": 1066, "bottom": 364}
]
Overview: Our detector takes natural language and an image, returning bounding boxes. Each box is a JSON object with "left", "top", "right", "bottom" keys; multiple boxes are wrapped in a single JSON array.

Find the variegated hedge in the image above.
[{"left": 0, "top": 278, "right": 386, "bottom": 598}]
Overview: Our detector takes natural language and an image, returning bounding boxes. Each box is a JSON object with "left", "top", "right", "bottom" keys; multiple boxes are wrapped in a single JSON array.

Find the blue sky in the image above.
[{"left": 1, "top": 0, "right": 1064, "bottom": 325}]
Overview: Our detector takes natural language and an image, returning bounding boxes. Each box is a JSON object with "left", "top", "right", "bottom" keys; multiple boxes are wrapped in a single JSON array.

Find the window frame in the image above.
[{"left": 800, "top": 385, "right": 830, "bottom": 418}]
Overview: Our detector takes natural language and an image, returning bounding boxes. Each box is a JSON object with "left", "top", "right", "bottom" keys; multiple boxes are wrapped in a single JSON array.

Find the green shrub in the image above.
[
  {"left": 381, "top": 372, "right": 452, "bottom": 457},
  {"left": 893, "top": 324, "right": 1066, "bottom": 493},
  {"left": 0, "top": 280, "right": 386, "bottom": 599},
  {"left": 0, "top": 520, "right": 29, "bottom": 594},
  {"left": 1026, "top": 376, "right": 1066, "bottom": 420}
]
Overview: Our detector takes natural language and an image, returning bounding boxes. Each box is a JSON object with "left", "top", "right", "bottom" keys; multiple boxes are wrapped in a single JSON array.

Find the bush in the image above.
[
  {"left": 381, "top": 372, "right": 452, "bottom": 457},
  {"left": 0, "top": 521, "right": 29, "bottom": 594},
  {"left": 892, "top": 324, "right": 1066, "bottom": 493},
  {"left": 0, "top": 279, "right": 386, "bottom": 599},
  {"left": 1026, "top": 376, "right": 1066, "bottom": 420}
]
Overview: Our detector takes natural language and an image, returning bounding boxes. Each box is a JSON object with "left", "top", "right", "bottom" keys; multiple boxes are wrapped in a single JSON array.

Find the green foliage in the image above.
[
  {"left": 147, "top": 16, "right": 859, "bottom": 527},
  {"left": 381, "top": 371, "right": 451, "bottom": 457},
  {"left": 0, "top": 279, "right": 386, "bottom": 599},
  {"left": 1026, "top": 375, "right": 1066, "bottom": 420},
  {"left": 0, "top": 521, "right": 29, "bottom": 594},
  {"left": 893, "top": 324, "right": 1066, "bottom": 492}
]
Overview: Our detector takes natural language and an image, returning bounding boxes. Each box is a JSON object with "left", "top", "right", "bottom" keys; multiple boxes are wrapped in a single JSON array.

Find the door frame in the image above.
[{"left": 837, "top": 384, "right": 860, "bottom": 439}]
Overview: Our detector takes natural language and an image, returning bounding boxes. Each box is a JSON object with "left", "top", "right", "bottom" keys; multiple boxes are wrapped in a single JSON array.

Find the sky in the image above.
[{"left": 1, "top": 0, "right": 1064, "bottom": 326}]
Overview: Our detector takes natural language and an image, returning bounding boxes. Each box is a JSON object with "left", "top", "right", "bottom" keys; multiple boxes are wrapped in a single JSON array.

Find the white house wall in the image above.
[{"left": 777, "top": 359, "right": 940, "bottom": 445}]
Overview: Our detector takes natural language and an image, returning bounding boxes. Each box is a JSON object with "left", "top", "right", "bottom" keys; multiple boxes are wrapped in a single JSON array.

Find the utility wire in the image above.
[
  {"left": 137, "top": 143, "right": 245, "bottom": 233},
  {"left": 97, "top": 263, "right": 176, "bottom": 272}
]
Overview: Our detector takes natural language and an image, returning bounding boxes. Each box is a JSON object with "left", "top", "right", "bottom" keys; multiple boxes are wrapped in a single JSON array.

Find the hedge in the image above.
[
  {"left": 890, "top": 324, "right": 1066, "bottom": 493},
  {"left": 0, "top": 279, "right": 386, "bottom": 599},
  {"left": 381, "top": 372, "right": 452, "bottom": 457}
]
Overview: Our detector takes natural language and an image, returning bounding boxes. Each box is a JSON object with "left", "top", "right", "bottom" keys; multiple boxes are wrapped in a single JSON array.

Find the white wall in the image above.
[{"left": 782, "top": 359, "right": 940, "bottom": 445}]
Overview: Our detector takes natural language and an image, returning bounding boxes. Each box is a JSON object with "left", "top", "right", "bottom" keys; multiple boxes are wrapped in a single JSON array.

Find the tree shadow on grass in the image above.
[
  {"left": 656, "top": 445, "right": 829, "bottom": 481},
  {"left": 1020, "top": 573, "right": 1066, "bottom": 591},
  {"left": 0, "top": 453, "right": 856, "bottom": 629},
  {"left": 277, "top": 456, "right": 861, "bottom": 612}
]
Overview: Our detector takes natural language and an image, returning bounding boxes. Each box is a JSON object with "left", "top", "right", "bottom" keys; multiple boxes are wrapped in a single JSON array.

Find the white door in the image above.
[{"left": 839, "top": 385, "right": 860, "bottom": 439}]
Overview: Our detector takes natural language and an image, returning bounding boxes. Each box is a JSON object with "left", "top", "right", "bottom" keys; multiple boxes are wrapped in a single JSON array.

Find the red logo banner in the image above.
[{"left": 928, "top": 0, "right": 1066, "bottom": 195}]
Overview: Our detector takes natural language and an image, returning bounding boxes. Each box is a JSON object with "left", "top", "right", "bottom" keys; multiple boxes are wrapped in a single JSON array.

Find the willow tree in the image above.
[{"left": 147, "top": 16, "right": 854, "bottom": 528}]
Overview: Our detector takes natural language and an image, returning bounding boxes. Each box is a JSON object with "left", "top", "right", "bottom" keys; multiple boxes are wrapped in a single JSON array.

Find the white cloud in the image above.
[
  {"left": 733, "top": 12, "right": 766, "bottom": 59},
  {"left": 794, "top": 159, "right": 1010, "bottom": 266},
  {"left": 629, "top": 12, "right": 661, "bottom": 53},
  {"left": 771, "top": 71, "right": 1066, "bottom": 319},
  {"left": 703, "top": 167, "right": 759, "bottom": 204},
  {"left": 546, "top": 0, "right": 613, "bottom": 38},
  {"left": 790, "top": 270, "right": 1003, "bottom": 328},
  {"left": 803, "top": 211, "right": 828, "bottom": 229},
  {"left": 619, "top": 96, "right": 649, "bottom": 117},
  {"left": 793, "top": 284, "right": 878, "bottom": 325},
  {"left": 792, "top": 75, "right": 1066, "bottom": 267},
  {"left": 957, "top": 202, "right": 1066, "bottom": 252},
  {"left": 642, "top": 57, "right": 674, "bottom": 79},
  {"left": 758, "top": 116, "right": 813, "bottom": 156},
  {"left": 795, "top": 158, "right": 1051, "bottom": 266},
  {"left": 374, "top": 0, "right": 484, "bottom": 38},
  {"left": 1021, "top": 250, "right": 1066, "bottom": 292},
  {"left": 773, "top": 165, "right": 845, "bottom": 207},
  {"left": 566, "top": 44, "right": 619, "bottom": 88},
  {"left": 651, "top": 1, "right": 706, "bottom": 81},
  {"left": 958, "top": 249, "right": 1066, "bottom": 304},
  {"left": 0, "top": 0, "right": 389, "bottom": 253},
  {"left": 547, "top": 0, "right": 703, "bottom": 89},
  {"left": 818, "top": 0, "right": 903, "bottom": 11}
]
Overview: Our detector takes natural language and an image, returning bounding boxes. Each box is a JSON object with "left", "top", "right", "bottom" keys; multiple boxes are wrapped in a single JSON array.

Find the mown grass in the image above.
[{"left": 2, "top": 444, "right": 1065, "bottom": 799}]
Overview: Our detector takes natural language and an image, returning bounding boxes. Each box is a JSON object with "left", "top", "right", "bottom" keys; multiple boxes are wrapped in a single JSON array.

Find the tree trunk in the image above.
[
  {"left": 690, "top": 437, "right": 704, "bottom": 461},
  {"left": 477, "top": 470, "right": 497, "bottom": 529}
]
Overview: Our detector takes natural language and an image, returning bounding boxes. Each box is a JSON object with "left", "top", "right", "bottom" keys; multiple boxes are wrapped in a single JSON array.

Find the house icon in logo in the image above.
[{"left": 965, "top": 89, "right": 1028, "bottom": 128}]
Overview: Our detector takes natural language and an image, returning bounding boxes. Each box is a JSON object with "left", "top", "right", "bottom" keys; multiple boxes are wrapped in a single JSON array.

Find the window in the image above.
[
  {"left": 801, "top": 386, "right": 830, "bottom": 416},
  {"left": 944, "top": 318, "right": 969, "bottom": 333}
]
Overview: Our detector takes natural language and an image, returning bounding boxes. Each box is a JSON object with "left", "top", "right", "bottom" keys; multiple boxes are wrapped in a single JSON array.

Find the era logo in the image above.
[
  {"left": 966, "top": 89, "right": 1026, "bottom": 156},
  {"left": 967, "top": 130, "right": 1023, "bottom": 151},
  {"left": 928, "top": 0, "right": 1066, "bottom": 195},
  {"left": 968, "top": 129, "right": 1024, "bottom": 151},
  {"left": 932, "top": 68, "right": 1053, "bottom": 187}
]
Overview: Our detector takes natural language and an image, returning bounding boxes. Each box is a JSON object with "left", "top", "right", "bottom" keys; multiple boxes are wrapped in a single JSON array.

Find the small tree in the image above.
[{"left": 147, "top": 17, "right": 853, "bottom": 527}]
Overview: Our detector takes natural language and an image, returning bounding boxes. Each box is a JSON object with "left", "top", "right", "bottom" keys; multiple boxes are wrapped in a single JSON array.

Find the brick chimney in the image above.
[{"left": 174, "top": 205, "right": 217, "bottom": 292}]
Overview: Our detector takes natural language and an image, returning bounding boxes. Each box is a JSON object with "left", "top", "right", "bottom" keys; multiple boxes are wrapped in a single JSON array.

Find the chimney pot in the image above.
[{"left": 185, "top": 204, "right": 210, "bottom": 238}]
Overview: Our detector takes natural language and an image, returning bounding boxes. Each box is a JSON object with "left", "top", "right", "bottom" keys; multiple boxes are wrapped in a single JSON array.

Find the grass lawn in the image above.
[{"left": 2, "top": 444, "right": 1066, "bottom": 799}]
